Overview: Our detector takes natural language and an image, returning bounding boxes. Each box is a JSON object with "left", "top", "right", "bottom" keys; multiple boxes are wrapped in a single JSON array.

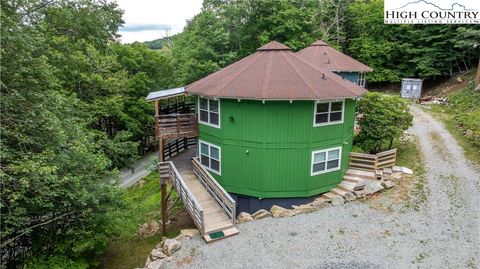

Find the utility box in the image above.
[{"left": 401, "top": 78, "right": 423, "bottom": 99}]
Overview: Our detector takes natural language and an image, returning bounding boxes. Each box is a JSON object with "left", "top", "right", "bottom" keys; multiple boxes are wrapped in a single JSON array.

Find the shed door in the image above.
[
  {"left": 412, "top": 85, "right": 419, "bottom": 99},
  {"left": 403, "top": 84, "right": 411, "bottom": 98}
]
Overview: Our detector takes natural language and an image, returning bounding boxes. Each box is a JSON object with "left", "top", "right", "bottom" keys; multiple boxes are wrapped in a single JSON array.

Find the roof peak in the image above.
[
  {"left": 310, "top": 40, "right": 329, "bottom": 46},
  {"left": 257, "top": 41, "right": 292, "bottom": 51}
]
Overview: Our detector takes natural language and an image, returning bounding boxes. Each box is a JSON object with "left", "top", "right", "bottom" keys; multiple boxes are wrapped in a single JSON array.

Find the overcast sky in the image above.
[{"left": 117, "top": 0, "right": 203, "bottom": 44}]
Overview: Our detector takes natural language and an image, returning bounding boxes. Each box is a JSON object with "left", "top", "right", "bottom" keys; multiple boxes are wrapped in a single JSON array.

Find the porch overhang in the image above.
[{"left": 146, "top": 87, "right": 186, "bottom": 102}]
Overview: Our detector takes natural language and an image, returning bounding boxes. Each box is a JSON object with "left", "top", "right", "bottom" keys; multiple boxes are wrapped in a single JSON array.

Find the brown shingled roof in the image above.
[
  {"left": 297, "top": 40, "right": 373, "bottom": 73},
  {"left": 185, "top": 41, "right": 367, "bottom": 100}
]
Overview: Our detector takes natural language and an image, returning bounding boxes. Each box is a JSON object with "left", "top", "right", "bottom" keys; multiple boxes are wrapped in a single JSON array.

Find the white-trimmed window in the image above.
[
  {"left": 198, "top": 97, "right": 220, "bottom": 128},
  {"left": 313, "top": 100, "right": 344, "bottom": 126},
  {"left": 199, "top": 140, "right": 221, "bottom": 175},
  {"left": 358, "top": 73, "right": 366, "bottom": 87},
  {"left": 311, "top": 147, "right": 342, "bottom": 175}
]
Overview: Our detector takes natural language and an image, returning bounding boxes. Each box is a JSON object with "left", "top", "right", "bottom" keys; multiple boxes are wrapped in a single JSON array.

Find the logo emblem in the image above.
[{"left": 384, "top": 0, "right": 480, "bottom": 24}]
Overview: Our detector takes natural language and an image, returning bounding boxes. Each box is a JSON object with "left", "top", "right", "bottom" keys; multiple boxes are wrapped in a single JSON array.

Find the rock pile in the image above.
[
  {"left": 137, "top": 220, "right": 161, "bottom": 237},
  {"left": 140, "top": 228, "right": 200, "bottom": 269}
]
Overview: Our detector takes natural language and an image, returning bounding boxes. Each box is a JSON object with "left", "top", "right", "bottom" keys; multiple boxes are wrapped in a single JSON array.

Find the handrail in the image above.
[
  {"left": 192, "top": 158, "right": 236, "bottom": 226},
  {"left": 159, "top": 161, "right": 205, "bottom": 234}
]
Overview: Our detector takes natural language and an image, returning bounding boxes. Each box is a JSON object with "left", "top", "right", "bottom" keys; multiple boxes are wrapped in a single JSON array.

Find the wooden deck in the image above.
[{"left": 181, "top": 171, "right": 233, "bottom": 234}]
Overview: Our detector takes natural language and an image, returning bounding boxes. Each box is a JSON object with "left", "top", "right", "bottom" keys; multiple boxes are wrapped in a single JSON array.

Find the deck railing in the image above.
[
  {"left": 163, "top": 137, "right": 196, "bottom": 160},
  {"left": 159, "top": 161, "right": 205, "bottom": 234},
  {"left": 192, "top": 158, "right": 236, "bottom": 226},
  {"left": 156, "top": 113, "right": 198, "bottom": 139},
  {"left": 349, "top": 148, "right": 397, "bottom": 171}
]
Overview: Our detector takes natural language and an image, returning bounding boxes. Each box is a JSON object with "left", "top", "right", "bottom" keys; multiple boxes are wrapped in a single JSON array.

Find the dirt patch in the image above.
[
  {"left": 168, "top": 209, "right": 196, "bottom": 233},
  {"left": 423, "top": 71, "right": 474, "bottom": 97}
]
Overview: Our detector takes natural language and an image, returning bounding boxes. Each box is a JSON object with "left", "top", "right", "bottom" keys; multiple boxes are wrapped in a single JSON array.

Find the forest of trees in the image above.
[{"left": 1, "top": 0, "right": 479, "bottom": 267}]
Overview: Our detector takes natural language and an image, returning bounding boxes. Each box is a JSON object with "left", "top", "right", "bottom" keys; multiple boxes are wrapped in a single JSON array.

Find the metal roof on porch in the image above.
[{"left": 146, "top": 87, "right": 186, "bottom": 102}]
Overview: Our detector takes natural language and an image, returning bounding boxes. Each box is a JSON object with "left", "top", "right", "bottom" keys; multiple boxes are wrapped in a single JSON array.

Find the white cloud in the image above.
[{"left": 116, "top": 0, "right": 203, "bottom": 43}]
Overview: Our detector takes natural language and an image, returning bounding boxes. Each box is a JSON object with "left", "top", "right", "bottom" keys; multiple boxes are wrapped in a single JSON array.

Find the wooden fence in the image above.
[
  {"left": 156, "top": 113, "right": 198, "bottom": 139},
  {"left": 349, "top": 148, "right": 397, "bottom": 171},
  {"left": 192, "top": 158, "right": 236, "bottom": 226},
  {"left": 160, "top": 161, "right": 205, "bottom": 234}
]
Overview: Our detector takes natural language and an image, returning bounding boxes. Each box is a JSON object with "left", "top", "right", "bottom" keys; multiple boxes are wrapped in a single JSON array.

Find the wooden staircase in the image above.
[{"left": 320, "top": 169, "right": 376, "bottom": 201}]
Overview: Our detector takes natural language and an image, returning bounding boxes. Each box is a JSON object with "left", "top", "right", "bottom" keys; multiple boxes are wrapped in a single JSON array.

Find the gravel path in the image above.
[{"left": 164, "top": 105, "right": 480, "bottom": 269}]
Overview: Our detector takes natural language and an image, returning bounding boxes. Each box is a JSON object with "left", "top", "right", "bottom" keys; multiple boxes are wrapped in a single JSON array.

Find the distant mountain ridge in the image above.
[
  {"left": 142, "top": 37, "right": 171, "bottom": 50},
  {"left": 394, "top": 0, "right": 473, "bottom": 11}
]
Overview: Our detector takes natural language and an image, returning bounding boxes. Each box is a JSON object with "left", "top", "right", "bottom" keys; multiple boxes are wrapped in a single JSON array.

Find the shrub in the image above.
[{"left": 356, "top": 92, "right": 413, "bottom": 153}]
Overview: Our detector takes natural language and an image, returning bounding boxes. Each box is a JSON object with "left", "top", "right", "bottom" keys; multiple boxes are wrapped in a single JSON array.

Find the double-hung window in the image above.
[
  {"left": 199, "top": 97, "right": 220, "bottom": 128},
  {"left": 314, "top": 100, "right": 344, "bottom": 126},
  {"left": 358, "top": 73, "right": 366, "bottom": 88},
  {"left": 199, "top": 140, "right": 221, "bottom": 175},
  {"left": 311, "top": 147, "right": 342, "bottom": 175}
]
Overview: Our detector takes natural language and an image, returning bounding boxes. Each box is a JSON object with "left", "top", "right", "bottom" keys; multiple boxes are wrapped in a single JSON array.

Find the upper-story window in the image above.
[
  {"left": 199, "top": 97, "right": 220, "bottom": 128},
  {"left": 313, "top": 100, "right": 344, "bottom": 126},
  {"left": 358, "top": 73, "right": 366, "bottom": 88}
]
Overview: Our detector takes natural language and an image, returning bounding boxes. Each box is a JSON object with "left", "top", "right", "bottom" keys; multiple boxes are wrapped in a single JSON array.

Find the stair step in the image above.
[
  {"left": 338, "top": 182, "right": 355, "bottom": 192},
  {"left": 204, "top": 227, "right": 239, "bottom": 243},
  {"left": 343, "top": 175, "right": 363, "bottom": 183},
  {"left": 346, "top": 169, "right": 376, "bottom": 180},
  {"left": 322, "top": 192, "right": 339, "bottom": 200},
  {"left": 315, "top": 196, "right": 330, "bottom": 203},
  {"left": 331, "top": 188, "right": 348, "bottom": 197}
]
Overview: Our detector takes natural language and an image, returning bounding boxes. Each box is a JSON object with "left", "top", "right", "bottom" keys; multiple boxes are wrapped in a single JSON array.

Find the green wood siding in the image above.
[{"left": 198, "top": 98, "right": 356, "bottom": 198}]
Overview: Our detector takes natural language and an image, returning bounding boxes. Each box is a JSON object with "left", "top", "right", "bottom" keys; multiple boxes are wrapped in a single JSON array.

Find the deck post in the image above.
[{"left": 155, "top": 100, "right": 168, "bottom": 236}]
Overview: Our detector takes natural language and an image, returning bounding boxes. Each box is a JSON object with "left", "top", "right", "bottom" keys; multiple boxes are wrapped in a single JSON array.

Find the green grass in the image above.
[
  {"left": 395, "top": 137, "right": 425, "bottom": 177},
  {"left": 429, "top": 104, "right": 480, "bottom": 167},
  {"left": 395, "top": 137, "right": 429, "bottom": 210},
  {"left": 96, "top": 172, "right": 183, "bottom": 269}
]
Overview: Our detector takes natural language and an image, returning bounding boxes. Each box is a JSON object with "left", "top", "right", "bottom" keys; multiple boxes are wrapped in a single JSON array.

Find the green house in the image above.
[
  {"left": 185, "top": 41, "right": 368, "bottom": 212},
  {"left": 297, "top": 40, "right": 373, "bottom": 87}
]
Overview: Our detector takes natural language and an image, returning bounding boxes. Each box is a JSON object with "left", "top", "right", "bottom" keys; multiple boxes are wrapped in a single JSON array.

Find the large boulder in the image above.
[
  {"left": 353, "top": 190, "right": 366, "bottom": 198},
  {"left": 364, "top": 182, "right": 384, "bottom": 195},
  {"left": 251, "top": 209, "right": 272, "bottom": 220},
  {"left": 150, "top": 248, "right": 167, "bottom": 260},
  {"left": 392, "top": 166, "right": 403, "bottom": 173},
  {"left": 292, "top": 204, "right": 316, "bottom": 214},
  {"left": 309, "top": 201, "right": 331, "bottom": 210},
  {"left": 270, "top": 205, "right": 296, "bottom": 218},
  {"left": 343, "top": 192, "right": 356, "bottom": 202},
  {"left": 382, "top": 180, "right": 395, "bottom": 189},
  {"left": 331, "top": 195, "right": 345, "bottom": 206},
  {"left": 162, "top": 239, "right": 181, "bottom": 256},
  {"left": 155, "top": 237, "right": 167, "bottom": 249},
  {"left": 137, "top": 220, "right": 161, "bottom": 237},
  {"left": 401, "top": 167, "right": 413, "bottom": 175},
  {"left": 180, "top": 229, "right": 200, "bottom": 239},
  {"left": 237, "top": 212, "right": 253, "bottom": 223}
]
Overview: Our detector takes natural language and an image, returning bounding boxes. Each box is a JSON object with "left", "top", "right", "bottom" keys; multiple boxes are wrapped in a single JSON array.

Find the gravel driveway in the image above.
[{"left": 164, "top": 105, "right": 480, "bottom": 269}]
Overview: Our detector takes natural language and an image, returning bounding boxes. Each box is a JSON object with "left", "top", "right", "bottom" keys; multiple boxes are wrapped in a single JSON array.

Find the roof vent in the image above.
[{"left": 322, "top": 73, "right": 325, "bottom": 79}]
